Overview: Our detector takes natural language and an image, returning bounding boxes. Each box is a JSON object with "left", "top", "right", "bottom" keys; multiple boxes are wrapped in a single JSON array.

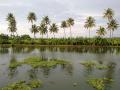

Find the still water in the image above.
[{"left": 0, "top": 46, "right": 120, "bottom": 90}]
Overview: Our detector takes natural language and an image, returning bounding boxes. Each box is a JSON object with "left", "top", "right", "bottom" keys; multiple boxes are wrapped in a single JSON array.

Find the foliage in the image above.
[{"left": 87, "top": 78, "right": 113, "bottom": 90}]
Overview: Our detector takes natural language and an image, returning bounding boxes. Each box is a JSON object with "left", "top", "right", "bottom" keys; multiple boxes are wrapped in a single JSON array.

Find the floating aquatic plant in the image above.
[
  {"left": 9, "top": 57, "right": 69, "bottom": 69},
  {"left": 0, "top": 81, "right": 31, "bottom": 90},
  {"left": 80, "top": 60, "right": 97, "bottom": 68},
  {"left": 0, "top": 80, "right": 42, "bottom": 90},
  {"left": 27, "top": 80, "right": 42, "bottom": 88},
  {"left": 96, "top": 65, "right": 108, "bottom": 70},
  {"left": 87, "top": 78, "right": 113, "bottom": 90}
]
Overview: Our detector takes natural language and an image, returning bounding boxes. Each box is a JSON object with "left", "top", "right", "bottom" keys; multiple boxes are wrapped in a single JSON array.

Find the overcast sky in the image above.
[{"left": 0, "top": 0, "right": 120, "bottom": 38}]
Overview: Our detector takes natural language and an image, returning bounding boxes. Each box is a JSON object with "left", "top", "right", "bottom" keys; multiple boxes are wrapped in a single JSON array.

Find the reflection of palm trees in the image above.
[
  {"left": 104, "top": 62, "right": 116, "bottom": 90},
  {"left": 8, "top": 56, "right": 18, "bottom": 79},
  {"left": 28, "top": 68, "right": 38, "bottom": 80},
  {"left": 0, "top": 47, "right": 9, "bottom": 54},
  {"left": 61, "top": 64, "right": 73, "bottom": 76},
  {"left": 42, "top": 67, "right": 51, "bottom": 78}
]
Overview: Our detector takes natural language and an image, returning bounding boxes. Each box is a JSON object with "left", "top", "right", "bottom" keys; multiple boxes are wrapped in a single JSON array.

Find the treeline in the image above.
[
  {"left": 0, "top": 34, "right": 120, "bottom": 46},
  {"left": 1, "top": 8, "right": 119, "bottom": 39}
]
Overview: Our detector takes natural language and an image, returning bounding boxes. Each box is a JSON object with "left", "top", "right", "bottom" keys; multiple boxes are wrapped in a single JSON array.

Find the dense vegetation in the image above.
[{"left": 0, "top": 34, "right": 120, "bottom": 46}]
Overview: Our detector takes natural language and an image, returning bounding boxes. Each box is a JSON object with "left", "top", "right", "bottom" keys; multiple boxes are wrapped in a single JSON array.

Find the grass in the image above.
[
  {"left": 9, "top": 57, "right": 69, "bottom": 69},
  {"left": 87, "top": 78, "right": 113, "bottom": 90}
]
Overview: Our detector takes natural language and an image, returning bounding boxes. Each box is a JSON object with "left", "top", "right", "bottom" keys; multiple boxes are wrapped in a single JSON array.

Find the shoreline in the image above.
[{"left": 0, "top": 44, "right": 120, "bottom": 48}]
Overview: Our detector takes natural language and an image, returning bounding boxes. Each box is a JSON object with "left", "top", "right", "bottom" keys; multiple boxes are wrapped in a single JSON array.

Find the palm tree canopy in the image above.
[
  {"left": 67, "top": 18, "right": 74, "bottom": 27},
  {"left": 27, "top": 12, "right": 36, "bottom": 23},
  {"left": 103, "top": 8, "right": 114, "bottom": 21},
  {"left": 6, "top": 13, "right": 17, "bottom": 33},
  {"left": 49, "top": 23, "right": 59, "bottom": 33},
  {"left": 41, "top": 16, "right": 50, "bottom": 25},
  {"left": 61, "top": 21, "right": 67, "bottom": 28},
  {"left": 31, "top": 24, "right": 39, "bottom": 34},
  {"left": 6, "top": 13, "right": 14, "bottom": 22},
  {"left": 107, "top": 19, "right": 119, "bottom": 31},
  {"left": 38, "top": 23, "right": 48, "bottom": 35},
  {"left": 96, "top": 26, "right": 106, "bottom": 36},
  {"left": 84, "top": 16, "right": 96, "bottom": 29}
]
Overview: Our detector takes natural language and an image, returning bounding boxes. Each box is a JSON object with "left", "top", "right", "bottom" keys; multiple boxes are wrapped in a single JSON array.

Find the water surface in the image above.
[{"left": 0, "top": 46, "right": 120, "bottom": 90}]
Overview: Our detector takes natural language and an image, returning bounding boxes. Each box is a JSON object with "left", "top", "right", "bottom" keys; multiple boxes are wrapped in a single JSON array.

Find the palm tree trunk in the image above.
[
  {"left": 34, "top": 33, "right": 36, "bottom": 39},
  {"left": 70, "top": 26, "right": 72, "bottom": 38},
  {"left": 47, "top": 32, "right": 48, "bottom": 38},
  {"left": 16, "top": 32, "right": 18, "bottom": 36},
  {"left": 53, "top": 33, "right": 55, "bottom": 38},
  {"left": 64, "top": 28, "right": 66, "bottom": 38},
  {"left": 89, "top": 29, "right": 90, "bottom": 39},
  {"left": 112, "top": 30, "right": 113, "bottom": 38},
  {"left": 110, "top": 30, "right": 111, "bottom": 38}
]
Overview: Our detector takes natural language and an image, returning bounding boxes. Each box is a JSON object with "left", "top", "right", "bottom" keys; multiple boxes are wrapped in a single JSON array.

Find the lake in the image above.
[{"left": 0, "top": 46, "right": 120, "bottom": 90}]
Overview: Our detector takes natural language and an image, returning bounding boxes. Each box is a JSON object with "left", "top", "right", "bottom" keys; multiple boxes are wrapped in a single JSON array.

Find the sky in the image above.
[{"left": 0, "top": 0, "right": 120, "bottom": 38}]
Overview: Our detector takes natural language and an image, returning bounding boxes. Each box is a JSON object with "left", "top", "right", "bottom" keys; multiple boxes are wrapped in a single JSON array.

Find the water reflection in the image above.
[
  {"left": 8, "top": 56, "right": 18, "bottom": 79},
  {"left": 0, "top": 46, "right": 120, "bottom": 54}
]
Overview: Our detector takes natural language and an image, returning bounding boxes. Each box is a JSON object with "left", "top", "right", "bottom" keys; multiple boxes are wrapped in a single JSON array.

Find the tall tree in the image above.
[
  {"left": 103, "top": 8, "right": 114, "bottom": 21},
  {"left": 38, "top": 23, "right": 48, "bottom": 38},
  {"left": 84, "top": 16, "right": 96, "bottom": 38},
  {"left": 30, "top": 24, "right": 38, "bottom": 38},
  {"left": 96, "top": 26, "right": 106, "bottom": 37},
  {"left": 41, "top": 16, "right": 51, "bottom": 38},
  {"left": 27, "top": 12, "right": 37, "bottom": 25},
  {"left": 107, "top": 19, "right": 119, "bottom": 38},
  {"left": 49, "top": 23, "right": 59, "bottom": 38},
  {"left": 66, "top": 18, "right": 74, "bottom": 38},
  {"left": 6, "top": 13, "right": 17, "bottom": 37},
  {"left": 103, "top": 8, "right": 114, "bottom": 38},
  {"left": 61, "top": 21, "right": 67, "bottom": 38}
]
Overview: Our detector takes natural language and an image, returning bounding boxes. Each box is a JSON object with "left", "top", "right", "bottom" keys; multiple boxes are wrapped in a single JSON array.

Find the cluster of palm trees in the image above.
[{"left": 6, "top": 8, "right": 119, "bottom": 39}]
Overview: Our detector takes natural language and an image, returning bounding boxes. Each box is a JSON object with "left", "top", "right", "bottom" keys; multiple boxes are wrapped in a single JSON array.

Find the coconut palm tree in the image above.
[
  {"left": 27, "top": 12, "right": 37, "bottom": 25},
  {"left": 107, "top": 19, "right": 119, "bottom": 38},
  {"left": 66, "top": 18, "right": 74, "bottom": 38},
  {"left": 49, "top": 23, "right": 59, "bottom": 38},
  {"left": 61, "top": 21, "right": 67, "bottom": 38},
  {"left": 41, "top": 16, "right": 51, "bottom": 38},
  {"left": 96, "top": 26, "right": 106, "bottom": 37},
  {"left": 103, "top": 8, "right": 114, "bottom": 21},
  {"left": 103, "top": 8, "right": 115, "bottom": 38},
  {"left": 38, "top": 23, "right": 48, "bottom": 38},
  {"left": 31, "top": 24, "right": 39, "bottom": 38},
  {"left": 84, "top": 16, "right": 96, "bottom": 38},
  {"left": 6, "top": 13, "right": 17, "bottom": 37}
]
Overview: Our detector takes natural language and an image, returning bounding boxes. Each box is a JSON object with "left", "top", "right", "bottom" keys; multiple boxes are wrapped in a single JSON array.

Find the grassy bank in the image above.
[{"left": 0, "top": 35, "right": 120, "bottom": 46}]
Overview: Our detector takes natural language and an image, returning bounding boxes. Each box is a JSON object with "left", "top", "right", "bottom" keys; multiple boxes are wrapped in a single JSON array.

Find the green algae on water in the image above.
[
  {"left": 9, "top": 57, "right": 69, "bottom": 69},
  {"left": 87, "top": 78, "right": 113, "bottom": 90},
  {"left": 0, "top": 80, "right": 42, "bottom": 90}
]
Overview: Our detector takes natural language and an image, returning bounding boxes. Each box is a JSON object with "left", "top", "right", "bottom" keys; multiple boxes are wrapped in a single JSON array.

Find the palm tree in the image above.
[
  {"left": 107, "top": 19, "right": 119, "bottom": 38},
  {"left": 31, "top": 24, "right": 38, "bottom": 38},
  {"left": 27, "top": 12, "right": 37, "bottom": 25},
  {"left": 103, "top": 8, "right": 114, "bottom": 21},
  {"left": 41, "top": 16, "right": 51, "bottom": 38},
  {"left": 49, "top": 23, "right": 59, "bottom": 38},
  {"left": 66, "top": 18, "right": 74, "bottom": 38},
  {"left": 96, "top": 26, "right": 106, "bottom": 37},
  {"left": 84, "top": 16, "right": 95, "bottom": 38},
  {"left": 38, "top": 23, "right": 48, "bottom": 38},
  {"left": 6, "top": 13, "right": 17, "bottom": 37},
  {"left": 61, "top": 21, "right": 67, "bottom": 38},
  {"left": 103, "top": 8, "right": 115, "bottom": 38}
]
